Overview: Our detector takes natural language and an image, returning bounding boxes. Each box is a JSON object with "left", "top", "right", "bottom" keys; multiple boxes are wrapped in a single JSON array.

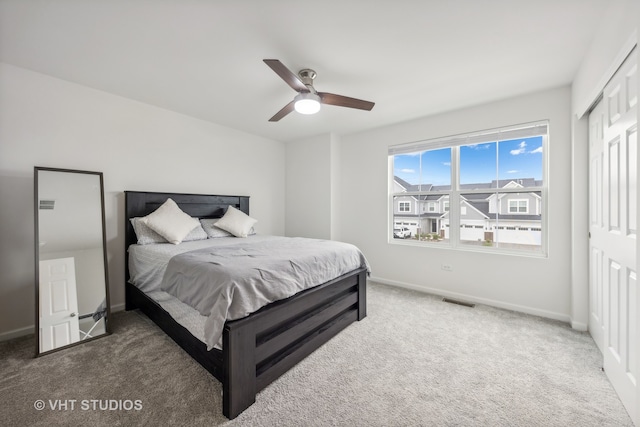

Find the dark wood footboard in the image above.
[
  {"left": 223, "top": 267, "right": 367, "bottom": 418},
  {"left": 125, "top": 267, "right": 367, "bottom": 419}
]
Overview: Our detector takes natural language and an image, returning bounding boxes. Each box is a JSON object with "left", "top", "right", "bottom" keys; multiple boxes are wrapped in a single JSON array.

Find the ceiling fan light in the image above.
[{"left": 294, "top": 93, "right": 321, "bottom": 115}]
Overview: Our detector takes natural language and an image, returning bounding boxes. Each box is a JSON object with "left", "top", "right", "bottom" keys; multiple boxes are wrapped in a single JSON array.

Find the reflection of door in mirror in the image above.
[
  {"left": 35, "top": 167, "right": 111, "bottom": 356},
  {"left": 39, "top": 257, "right": 80, "bottom": 352}
]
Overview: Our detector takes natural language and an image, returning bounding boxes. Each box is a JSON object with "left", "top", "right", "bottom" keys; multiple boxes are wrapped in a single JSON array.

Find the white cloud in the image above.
[
  {"left": 442, "top": 162, "right": 451, "bottom": 166},
  {"left": 400, "top": 168, "right": 415, "bottom": 173},
  {"left": 510, "top": 141, "right": 527, "bottom": 155},
  {"left": 507, "top": 170, "right": 519, "bottom": 174},
  {"left": 467, "top": 143, "right": 492, "bottom": 150},
  {"left": 531, "top": 146, "right": 543, "bottom": 154}
]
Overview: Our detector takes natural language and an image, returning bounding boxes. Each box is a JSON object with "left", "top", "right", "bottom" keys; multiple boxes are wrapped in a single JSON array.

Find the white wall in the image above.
[
  {"left": 329, "top": 133, "right": 342, "bottom": 240},
  {"left": 338, "top": 86, "right": 574, "bottom": 321},
  {"left": 572, "top": 0, "right": 638, "bottom": 118},
  {"left": 285, "top": 133, "right": 332, "bottom": 239},
  {"left": 285, "top": 132, "right": 343, "bottom": 240},
  {"left": 0, "top": 63, "right": 285, "bottom": 338}
]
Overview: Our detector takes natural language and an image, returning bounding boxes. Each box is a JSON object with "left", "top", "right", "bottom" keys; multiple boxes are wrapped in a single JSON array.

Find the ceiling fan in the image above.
[{"left": 263, "top": 59, "right": 375, "bottom": 122}]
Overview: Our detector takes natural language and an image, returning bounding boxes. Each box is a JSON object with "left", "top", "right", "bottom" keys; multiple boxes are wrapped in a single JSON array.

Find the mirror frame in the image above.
[{"left": 34, "top": 166, "right": 111, "bottom": 356}]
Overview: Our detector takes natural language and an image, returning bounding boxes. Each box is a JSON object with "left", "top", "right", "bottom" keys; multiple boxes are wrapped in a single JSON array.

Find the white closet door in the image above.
[{"left": 589, "top": 47, "right": 638, "bottom": 425}]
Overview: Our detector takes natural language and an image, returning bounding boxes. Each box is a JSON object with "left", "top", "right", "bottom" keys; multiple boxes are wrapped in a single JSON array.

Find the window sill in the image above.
[{"left": 388, "top": 237, "right": 548, "bottom": 258}]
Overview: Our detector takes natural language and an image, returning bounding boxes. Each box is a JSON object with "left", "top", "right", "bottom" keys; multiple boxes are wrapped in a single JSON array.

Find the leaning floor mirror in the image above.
[{"left": 34, "top": 167, "right": 111, "bottom": 356}]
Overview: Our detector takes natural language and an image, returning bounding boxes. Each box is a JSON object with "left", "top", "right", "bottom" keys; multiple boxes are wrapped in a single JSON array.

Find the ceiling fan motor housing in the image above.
[{"left": 298, "top": 69, "right": 317, "bottom": 88}]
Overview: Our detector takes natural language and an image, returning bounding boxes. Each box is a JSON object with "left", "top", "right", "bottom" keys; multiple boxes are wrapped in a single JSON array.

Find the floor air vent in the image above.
[{"left": 442, "top": 298, "right": 475, "bottom": 308}]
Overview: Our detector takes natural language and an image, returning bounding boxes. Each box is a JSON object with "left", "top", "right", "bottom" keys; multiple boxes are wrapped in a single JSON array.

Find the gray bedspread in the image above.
[{"left": 160, "top": 235, "right": 370, "bottom": 350}]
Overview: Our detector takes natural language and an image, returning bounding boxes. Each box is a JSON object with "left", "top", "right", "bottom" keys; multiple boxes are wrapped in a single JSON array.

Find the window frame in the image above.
[
  {"left": 388, "top": 121, "right": 548, "bottom": 257},
  {"left": 508, "top": 199, "right": 529, "bottom": 214}
]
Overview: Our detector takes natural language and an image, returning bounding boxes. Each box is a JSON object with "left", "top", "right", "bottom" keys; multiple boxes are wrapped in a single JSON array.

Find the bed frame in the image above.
[{"left": 124, "top": 191, "right": 367, "bottom": 419}]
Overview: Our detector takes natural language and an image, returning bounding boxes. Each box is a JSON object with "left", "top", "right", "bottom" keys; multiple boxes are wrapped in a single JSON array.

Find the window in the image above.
[
  {"left": 508, "top": 199, "right": 528, "bottom": 213},
  {"left": 389, "top": 121, "right": 547, "bottom": 255},
  {"left": 399, "top": 201, "right": 410, "bottom": 212}
]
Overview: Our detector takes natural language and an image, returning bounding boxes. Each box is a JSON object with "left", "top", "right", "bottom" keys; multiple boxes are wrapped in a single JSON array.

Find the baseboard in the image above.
[
  {"left": 370, "top": 276, "right": 572, "bottom": 325},
  {"left": 570, "top": 320, "right": 588, "bottom": 331},
  {"left": 0, "top": 302, "right": 126, "bottom": 343},
  {"left": 110, "top": 302, "right": 125, "bottom": 313},
  {"left": 0, "top": 325, "right": 34, "bottom": 342}
]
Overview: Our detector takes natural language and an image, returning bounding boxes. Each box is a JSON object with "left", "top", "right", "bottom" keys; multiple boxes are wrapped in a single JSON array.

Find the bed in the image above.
[{"left": 124, "top": 191, "right": 368, "bottom": 419}]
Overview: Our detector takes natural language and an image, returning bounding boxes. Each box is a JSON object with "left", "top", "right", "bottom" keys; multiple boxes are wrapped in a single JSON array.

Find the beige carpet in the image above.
[{"left": 0, "top": 282, "right": 632, "bottom": 426}]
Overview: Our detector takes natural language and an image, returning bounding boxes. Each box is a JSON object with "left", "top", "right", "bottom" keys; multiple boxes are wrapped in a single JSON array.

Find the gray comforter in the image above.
[{"left": 160, "top": 235, "right": 370, "bottom": 350}]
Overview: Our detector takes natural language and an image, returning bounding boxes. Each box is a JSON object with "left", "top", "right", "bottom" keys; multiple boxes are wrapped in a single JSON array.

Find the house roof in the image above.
[
  {"left": 459, "top": 199, "right": 541, "bottom": 221},
  {"left": 394, "top": 176, "right": 414, "bottom": 192},
  {"left": 394, "top": 177, "right": 543, "bottom": 220}
]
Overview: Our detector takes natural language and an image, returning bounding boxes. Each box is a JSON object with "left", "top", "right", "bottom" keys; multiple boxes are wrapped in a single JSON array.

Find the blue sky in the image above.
[{"left": 393, "top": 136, "right": 543, "bottom": 187}]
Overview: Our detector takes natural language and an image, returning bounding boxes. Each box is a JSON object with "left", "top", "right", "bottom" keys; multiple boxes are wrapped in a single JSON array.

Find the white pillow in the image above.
[
  {"left": 131, "top": 218, "right": 207, "bottom": 245},
  {"left": 183, "top": 223, "right": 208, "bottom": 242},
  {"left": 140, "top": 198, "right": 200, "bottom": 244},
  {"left": 213, "top": 205, "right": 258, "bottom": 238},
  {"left": 200, "top": 218, "right": 234, "bottom": 238},
  {"left": 200, "top": 218, "right": 256, "bottom": 238}
]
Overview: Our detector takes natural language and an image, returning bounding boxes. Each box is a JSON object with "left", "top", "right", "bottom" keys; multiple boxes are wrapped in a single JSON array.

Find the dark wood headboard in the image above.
[{"left": 124, "top": 191, "right": 250, "bottom": 283}]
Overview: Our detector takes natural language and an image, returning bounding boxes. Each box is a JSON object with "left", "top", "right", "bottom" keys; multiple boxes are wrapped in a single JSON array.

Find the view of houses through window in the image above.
[{"left": 389, "top": 122, "right": 547, "bottom": 255}]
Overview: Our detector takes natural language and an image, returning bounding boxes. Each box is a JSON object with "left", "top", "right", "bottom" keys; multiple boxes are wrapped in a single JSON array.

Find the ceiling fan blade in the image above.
[
  {"left": 269, "top": 100, "right": 296, "bottom": 122},
  {"left": 263, "top": 59, "right": 308, "bottom": 93},
  {"left": 319, "top": 92, "right": 375, "bottom": 111}
]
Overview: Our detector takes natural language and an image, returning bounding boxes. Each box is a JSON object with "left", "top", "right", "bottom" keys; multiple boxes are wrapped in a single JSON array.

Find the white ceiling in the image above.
[{"left": 0, "top": 0, "right": 611, "bottom": 143}]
